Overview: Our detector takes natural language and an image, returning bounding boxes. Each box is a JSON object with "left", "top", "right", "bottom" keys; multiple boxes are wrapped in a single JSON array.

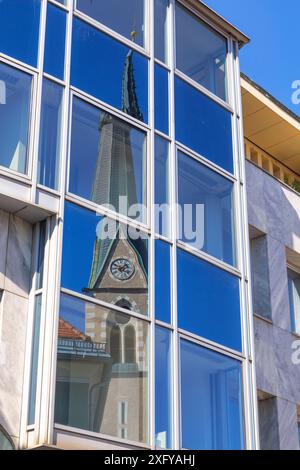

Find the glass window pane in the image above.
[
  {"left": 0, "top": 62, "right": 32, "bottom": 174},
  {"left": 55, "top": 293, "right": 149, "bottom": 443},
  {"left": 154, "top": 0, "right": 169, "bottom": 63},
  {"left": 180, "top": 340, "right": 244, "bottom": 449},
  {"left": 178, "top": 151, "right": 235, "bottom": 265},
  {"left": 38, "top": 79, "right": 63, "bottom": 190},
  {"left": 177, "top": 249, "right": 242, "bottom": 351},
  {"left": 155, "top": 136, "right": 170, "bottom": 237},
  {"left": 288, "top": 269, "right": 300, "bottom": 335},
  {"left": 0, "top": 0, "right": 40, "bottom": 67},
  {"left": 71, "top": 18, "right": 148, "bottom": 123},
  {"left": 77, "top": 0, "right": 145, "bottom": 47},
  {"left": 175, "top": 77, "right": 233, "bottom": 173},
  {"left": 175, "top": 3, "right": 227, "bottom": 101},
  {"left": 155, "top": 326, "right": 172, "bottom": 448},
  {"left": 69, "top": 96, "right": 146, "bottom": 222},
  {"left": 28, "top": 295, "right": 42, "bottom": 425},
  {"left": 155, "top": 64, "right": 169, "bottom": 135},
  {"left": 61, "top": 202, "right": 149, "bottom": 316},
  {"left": 44, "top": 3, "right": 66, "bottom": 80},
  {"left": 155, "top": 240, "right": 171, "bottom": 324}
]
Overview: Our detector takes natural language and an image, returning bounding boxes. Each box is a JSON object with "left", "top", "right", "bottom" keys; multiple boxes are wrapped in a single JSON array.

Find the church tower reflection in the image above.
[{"left": 56, "top": 42, "right": 148, "bottom": 443}]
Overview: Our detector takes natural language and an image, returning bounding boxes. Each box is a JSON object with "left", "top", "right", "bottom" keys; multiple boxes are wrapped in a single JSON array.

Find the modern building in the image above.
[
  {"left": 0, "top": 0, "right": 298, "bottom": 451},
  {"left": 242, "top": 75, "right": 300, "bottom": 450}
]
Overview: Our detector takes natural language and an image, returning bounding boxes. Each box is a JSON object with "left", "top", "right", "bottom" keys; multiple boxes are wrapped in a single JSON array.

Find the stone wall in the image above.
[
  {"left": 0, "top": 209, "right": 33, "bottom": 449},
  {"left": 246, "top": 161, "right": 300, "bottom": 449}
]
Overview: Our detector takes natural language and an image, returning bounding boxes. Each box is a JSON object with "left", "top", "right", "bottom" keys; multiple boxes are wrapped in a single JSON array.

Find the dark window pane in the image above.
[
  {"left": 154, "top": 0, "right": 169, "bottom": 63},
  {"left": 71, "top": 18, "right": 148, "bottom": 123},
  {"left": 175, "top": 77, "right": 233, "bottom": 173},
  {"left": 69, "top": 96, "right": 146, "bottom": 222},
  {"left": 175, "top": 3, "right": 227, "bottom": 101},
  {"left": 0, "top": 62, "right": 32, "bottom": 174},
  {"left": 180, "top": 340, "right": 244, "bottom": 449},
  {"left": 61, "top": 202, "right": 149, "bottom": 316},
  {"left": 44, "top": 3, "right": 66, "bottom": 80},
  {"left": 28, "top": 295, "right": 42, "bottom": 425},
  {"left": 288, "top": 268, "right": 300, "bottom": 335},
  {"left": 178, "top": 151, "right": 235, "bottom": 265},
  {"left": 155, "top": 64, "right": 169, "bottom": 135},
  {"left": 36, "top": 221, "right": 46, "bottom": 290},
  {"left": 155, "top": 327, "right": 172, "bottom": 448},
  {"left": 77, "top": 0, "right": 145, "bottom": 47},
  {"left": 55, "top": 293, "right": 149, "bottom": 443},
  {"left": 155, "top": 240, "right": 171, "bottom": 324},
  {"left": 155, "top": 136, "right": 170, "bottom": 237},
  {"left": 177, "top": 249, "right": 242, "bottom": 351},
  {"left": 38, "top": 79, "right": 63, "bottom": 190},
  {"left": 0, "top": 0, "right": 40, "bottom": 66}
]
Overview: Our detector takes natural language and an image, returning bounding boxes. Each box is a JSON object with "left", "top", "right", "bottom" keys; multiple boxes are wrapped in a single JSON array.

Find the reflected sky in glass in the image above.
[
  {"left": 0, "top": 0, "right": 40, "bottom": 67},
  {"left": 44, "top": 2, "right": 66, "bottom": 80},
  {"left": 71, "top": 17, "right": 148, "bottom": 123},
  {"left": 155, "top": 326, "right": 172, "bottom": 448},
  {"left": 181, "top": 339, "right": 244, "bottom": 449},
  {"left": 154, "top": 0, "right": 169, "bottom": 64},
  {"left": 175, "top": 77, "right": 233, "bottom": 173},
  {"left": 177, "top": 249, "right": 242, "bottom": 351},
  {"left": 178, "top": 151, "right": 235, "bottom": 265},
  {"left": 61, "top": 202, "right": 149, "bottom": 316},
  {"left": 155, "top": 240, "right": 171, "bottom": 324},
  {"left": 155, "top": 64, "right": 169, "bottom": 135},
  {"left": 77, "top": 0, "right": 145, "bottom": 47},
  {"left": 38, "top": 79, "right": 63, "bottom": 190},
  {"left": 155, "top": 136, "right": 170, "bottom": 237}
]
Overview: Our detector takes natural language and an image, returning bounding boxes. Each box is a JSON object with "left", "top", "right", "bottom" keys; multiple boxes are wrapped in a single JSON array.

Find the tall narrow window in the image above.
[
  {"left": 0, "top": 62, "right": 32, "bottom": 174},
  {"left": 110, "top": 325, "right": 122, "bottom": 364},
  {"left": 38, "top": 79, "right": 63, "bottom": 190},
  {"left": 288, "top": 268, "right": 300, "bottom": 336},
  {"left": 44, "top": 2, "right": 66, "bottom": 80},
  {"left": 154, "top": 0, "right": 169, "bottom": 64},
  {"left": 28, "top": 295, "right": 42, "bottom": 425}
]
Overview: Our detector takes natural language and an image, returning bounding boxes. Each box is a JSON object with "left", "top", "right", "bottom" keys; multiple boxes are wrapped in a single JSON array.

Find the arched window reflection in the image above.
[
  {"left": 110, "top": 325, "right": 121, "bottom": 364},
  {"left": 124, "top": 325, "right": 136, "bottom": 364}
]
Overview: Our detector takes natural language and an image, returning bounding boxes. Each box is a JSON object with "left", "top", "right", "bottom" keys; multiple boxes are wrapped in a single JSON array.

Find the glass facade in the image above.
[{"left": 0, "top": 0, "right": 256, "bottom": 450}]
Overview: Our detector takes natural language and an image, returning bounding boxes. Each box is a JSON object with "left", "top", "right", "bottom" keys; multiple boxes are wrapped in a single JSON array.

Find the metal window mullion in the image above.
[
  {"left": 169, "top": 0, "right": 180, "bottom": 451},
  {"left": 148, "top": 0, "right": 156, "bottom": 450},
  {"left": 229, "top": 37, "right": 260, "bottom": 450},
  {"left": 30, "top": 0, "right": 48, "bottom": 201}
]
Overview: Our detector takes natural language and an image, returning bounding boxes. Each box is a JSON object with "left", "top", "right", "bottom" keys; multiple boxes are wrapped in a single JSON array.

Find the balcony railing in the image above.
[{"left": 245, "top": 138, "right": 300, "bottom": 194}]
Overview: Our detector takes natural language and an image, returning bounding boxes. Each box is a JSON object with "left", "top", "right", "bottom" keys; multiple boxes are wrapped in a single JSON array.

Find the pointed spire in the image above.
[{"left": 121, "top": 32, "right": 144, "bottom": 122}]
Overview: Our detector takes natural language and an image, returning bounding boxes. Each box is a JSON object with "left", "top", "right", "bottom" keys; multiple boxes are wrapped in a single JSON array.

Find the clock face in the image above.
[{"left": 110, "top": 258, "right": 135, "bottom": 281}]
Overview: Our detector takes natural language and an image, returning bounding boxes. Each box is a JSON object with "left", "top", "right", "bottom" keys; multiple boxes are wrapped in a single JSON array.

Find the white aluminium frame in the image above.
[{"left": 19, "top": 0, "right": 259, "bottom": 450}]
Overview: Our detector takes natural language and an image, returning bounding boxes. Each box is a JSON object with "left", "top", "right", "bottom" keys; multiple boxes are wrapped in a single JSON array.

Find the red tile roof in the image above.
[{"left": 58, "top": 318, "right": 91, "bottom": 342}]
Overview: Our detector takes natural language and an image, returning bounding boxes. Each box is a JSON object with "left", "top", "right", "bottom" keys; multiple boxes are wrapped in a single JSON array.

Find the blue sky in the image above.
[{"left": 203, "top": 0, "right": 300, "bottom": 116}]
